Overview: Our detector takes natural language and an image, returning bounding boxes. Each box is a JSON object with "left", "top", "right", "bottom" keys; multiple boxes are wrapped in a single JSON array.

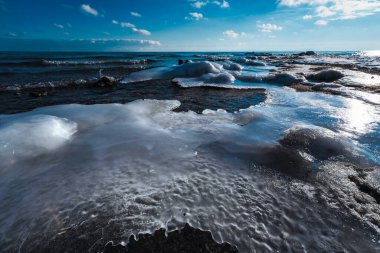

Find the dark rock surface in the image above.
[
  {"left": 0, "top": 79, "right": 266, "bottom": 114},
  {"left": 103, "top": 223, "right": 239, "bottom": 253}
]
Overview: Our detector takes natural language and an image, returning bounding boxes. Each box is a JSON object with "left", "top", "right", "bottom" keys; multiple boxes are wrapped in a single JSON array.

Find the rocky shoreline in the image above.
[{"left": 103, "top": 224, "right": 238, "bottom": 253}]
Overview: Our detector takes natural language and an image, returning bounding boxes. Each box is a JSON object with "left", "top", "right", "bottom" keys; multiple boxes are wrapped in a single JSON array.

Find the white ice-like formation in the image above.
[
  {"left": 122, "top": 60, "right": 305, "bottom": 88},
  {"left": 0, "top": 96, "right": 379, "bottom": 253},
  {"left": 0, "top": 115, "right": 77, "bottom": 164}
]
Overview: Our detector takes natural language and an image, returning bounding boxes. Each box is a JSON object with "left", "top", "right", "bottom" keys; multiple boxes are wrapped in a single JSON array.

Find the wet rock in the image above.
[
  {"left": 306, "top": 70, "right": 344, "bottom": 82},
  {"left": 245, "top": 60, "right": 266, "bottom": 67},
  {"left": 280, "top": 125, "right": 352, "bottom": 161},
  {"left": 93, "top": 76, "right": 119, "bottom": 88},
  {"left": 178, "top": 59, "right": 190, "bottom": 65},
  {"left": 289, "top": 83, "right": 314, "bottom": 92},
  {"left": 29, "top": 91, "right": 48, "bottom": 97},
  {"left": 317, "top": 162, "right": 380, "bottom": 230},
  {"left": 103, "top": 223, "right": 239, "bottom": 253},
  {"left": 298, "top": 51, "right": 317, "bottom": 56},
  {"left": 311, "top": 83, "right": 343, "bottom": 91},
  {"left": 222, "top": 62, "right": 243, "bottom": 71},
  {"left": 262, "top": 73, "right": 305, "bottom": 85}
]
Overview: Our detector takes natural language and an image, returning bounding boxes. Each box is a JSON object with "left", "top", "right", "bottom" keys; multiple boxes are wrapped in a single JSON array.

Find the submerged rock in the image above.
[
  {"left": 103, "top": 223, "right": 239, "bottom": 253},
  {"left": 306, "top": 70, "right": 344, "bottom": 82}
]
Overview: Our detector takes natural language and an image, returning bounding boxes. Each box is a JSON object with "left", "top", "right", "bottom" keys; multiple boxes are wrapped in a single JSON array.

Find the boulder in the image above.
[
  {"left": 93, "top": 76, "right": 118, "bottom": 87},
  {"left": 306, "top": 70, "right": 344, "bottom": 82},
  {"left": 263, "top": 73, "right": 305, "bottom": 85}
]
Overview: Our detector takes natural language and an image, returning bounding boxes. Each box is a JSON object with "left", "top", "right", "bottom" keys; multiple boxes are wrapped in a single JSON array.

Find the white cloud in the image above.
[
  {"left": 131, "top": 12, "right": 142, "bottom": 17},
  {"left": 192, "top": 1, "right": 208, "bottom": 8},
  {"left": 303, "top": 15, "right": 313, "bottom": 19},
  {"left": 80, "top": 4, "right": 98, "bottom": 16},
  {"left": 315, "top": 19, "right": 328, "bottom": 25},
  {"left": 87, "top": 38, "right": 160, "bottom": 46},
  {"left": 121, "top": 22, "right": 135, "bottom": 28},
  {"left": 213, "top": 0, "right": 230, "bottom": 8},
  {"left": 316, "top": 6, "right": 336, "bottom": 17},
  {"left": 279, "top": 0, "right": 331, "bottom": 7},
  {"left": 112, "top": 19, "right": 150, "bottom": 35},
  {"left": 54, "top": 24, "right": 65, "bottom": 29},
  {"left": 220, "top": 0, "right": 230, "bottom": 8},
  {"left": 223, "top": 30, "right": 239, "bottom": 38},
  {"left": 222, "top": 30, "right": 246, "bottom": 39},
  {"left": 279, "top": 0, "right": 380, "bottom": 21},
  {"left": 257, "top": 23, "right": 283, "bottom": 33},
  {"left": 186, "top": 12, "right": 204, "bottom": 20},
  {"left": 189, "top": 0, "right": 230, "bottom": 9},
  {"left": 132, "top": 28, "right": 151, "bottom": 36}
]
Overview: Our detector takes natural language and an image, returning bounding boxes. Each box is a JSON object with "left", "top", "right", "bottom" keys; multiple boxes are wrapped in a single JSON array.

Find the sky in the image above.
[{"left": 0, "top": 0, "right": 380, "bottom": 51}]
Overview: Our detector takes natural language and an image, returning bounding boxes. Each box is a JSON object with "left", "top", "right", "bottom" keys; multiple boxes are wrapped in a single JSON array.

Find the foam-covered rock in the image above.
[
  {"left": 222, "top": 62, "right": 244, "bottom": 71},
  {"left": 262, "top": 73, "right": 305, "bottom": 85},
  {"left": 173, "top": 72, "right": 236, "bottom": 88},
  {"left": 280, "top": 125, "right": 355, "bottom": 161},
  {"left": 306, "top": 70, "right": 344, "bottom": 82},
  {"left": 0, "top": 115, "right": 77, "bottom": 163}
]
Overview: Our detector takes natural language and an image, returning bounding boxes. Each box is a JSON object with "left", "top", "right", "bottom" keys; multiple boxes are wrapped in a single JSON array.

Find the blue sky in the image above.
[{"left": 1, "top": 0, "right": 380, "bottom": 51}]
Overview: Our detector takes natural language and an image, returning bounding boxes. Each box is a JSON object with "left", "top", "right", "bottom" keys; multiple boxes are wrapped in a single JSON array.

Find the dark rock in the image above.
[
  {"left": 262, "top": 73, "right": 305, "bottom": 85},
  {"left": 298, "top": 51, "right": 317, "bottom": 56},
  {"left": 311, "top": 83, "right": 343, "bottom": 91},
  {"left": 93, "top": 76, "right": 118, "bottom": 87},
  {"left": 29, "top": 91, "right": 48, "bottom": 97},
  {"left": 305, "top": 51, "right": 317, "bottom": 55},
  {"left": 178, "top": 59, "right": 184, "bottom": 65},
  {"left": 280, "top": 126, "right": 352, "bottom": 161},
  {"left": 306, "top": 70, "right": 344, "bottom": 82},
  {"left": 103, "top": 223, "right": 239, "bottom": 253}
]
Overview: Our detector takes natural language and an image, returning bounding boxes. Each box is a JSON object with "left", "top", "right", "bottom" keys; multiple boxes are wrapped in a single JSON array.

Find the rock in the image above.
[
  {"left": 280, "top": 125, "right": 353, "bottom": 161},
  {"left": 306, "top": 70, "right": 344, "bottom": 82},
  {"left": 262, "top": 73, "right": 305, "bottom": 85},
  {"left": 305, "top": 51, "right": 317, "bottom": 55},
  {"left": 103, "top": 223, "right": 239, "bottom": 253},
  {"left": 29, "top": 91, "right": 48, "bottom": 97},
  {"left": 311, "top": 83, "right": 343, "bottom": 91},
  {"left": 93, "top": 76, "right": 118, "bottom": 87},
  {"left": 222, "top": 62, "right": 243, "bottom": 71},
  {"left": 246, "top": 61, "right": 266, "bottom": 66},
  {"left": 298, "top": 51, "right": 316, "bottom": 56}
]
